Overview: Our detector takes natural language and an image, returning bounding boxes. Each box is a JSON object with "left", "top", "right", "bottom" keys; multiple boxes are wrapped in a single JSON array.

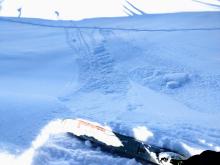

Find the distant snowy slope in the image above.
[
  {"left": 0, "top": 0, "right": 220, "bottom": 20},
  {"left": 0, "top": 12, "right": 220, "bottom": 165}
]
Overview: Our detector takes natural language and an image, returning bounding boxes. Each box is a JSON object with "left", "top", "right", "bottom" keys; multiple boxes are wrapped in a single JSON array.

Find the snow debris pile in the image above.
[{"left": 130, "top": 68, "right": 190, "bottom": 90}]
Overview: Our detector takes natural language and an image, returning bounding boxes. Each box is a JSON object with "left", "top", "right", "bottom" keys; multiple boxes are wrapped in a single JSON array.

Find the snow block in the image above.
[
  {"left": 164, "top": 73, "right": 190, "bottom": 88},
  {"left": 166, "top": 81, "right": 180, "bottom": 89}
]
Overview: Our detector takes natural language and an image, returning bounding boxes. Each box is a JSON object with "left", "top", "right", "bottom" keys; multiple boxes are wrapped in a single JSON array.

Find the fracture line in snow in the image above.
[{"left": 1, "top": 17, "right": 220, "bottom": 32}]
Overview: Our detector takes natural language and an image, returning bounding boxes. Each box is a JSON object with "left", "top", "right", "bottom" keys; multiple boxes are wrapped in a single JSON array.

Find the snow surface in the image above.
[
  {"left": 0, "top": 11, "right": 220, "bottom": 164},
  {"left": 0, "top": 0, "right": 220, "bottom": 20}
]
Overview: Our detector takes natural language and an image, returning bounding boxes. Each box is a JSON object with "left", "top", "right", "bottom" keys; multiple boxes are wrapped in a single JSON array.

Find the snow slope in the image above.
[
  {"left": 0, "top": 0, "right": 220, "bottom": 20},
  {"left": 0, "top": 11, "right": 220, "bottom": 164}
]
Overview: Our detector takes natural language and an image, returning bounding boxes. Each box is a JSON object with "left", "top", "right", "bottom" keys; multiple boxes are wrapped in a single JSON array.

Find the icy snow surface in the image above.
[{"left": 0, "top": 12, "right": 220, "bottom": 164}]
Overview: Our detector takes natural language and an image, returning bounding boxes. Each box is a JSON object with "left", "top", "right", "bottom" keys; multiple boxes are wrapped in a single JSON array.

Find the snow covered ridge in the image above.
[{"left": 0, "top": 11, "right": 220, "bottom": 165}]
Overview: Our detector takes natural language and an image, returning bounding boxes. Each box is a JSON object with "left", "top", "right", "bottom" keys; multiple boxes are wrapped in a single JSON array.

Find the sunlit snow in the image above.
[{"left": 0, "top": 0, "right": 220, "bottom": 20}]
